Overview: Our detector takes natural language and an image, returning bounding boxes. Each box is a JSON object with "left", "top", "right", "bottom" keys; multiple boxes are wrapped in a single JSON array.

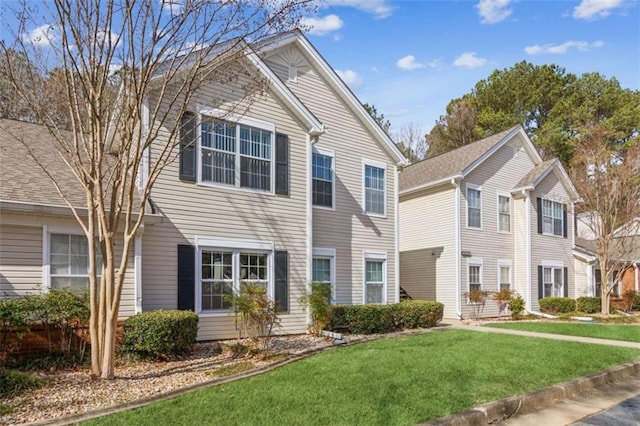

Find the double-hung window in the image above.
[
  {"left": 200, "top": 119, "right": 273, "bottom": 191},
  {"left": 467, "top": 258, "right": 483, "bottom": 295},
  {"left": 312, "top": 248, "right": 335, "bottom": 303},
  {"left": 363, "top": 252, "right": 386, "bottom": 304},
  {"left": 312, "top": 150, "right": 334, "bottom": 208},
  {"left": 542, "top": 266, "right": 563, "bottom": 298},
  {"left": 363, "top": 160, "right": 386, "bottom": 216},
  {"left": 200, "top": 248, "right": 270, "bottom": 312},
  {"left": 49, "top": 233, "right": 102, "bottom": 290},
  {"left": 467, "top": 185, "right": 481, "bottom": 228},
  {"left": 498, "top": 194, "right": 511, "bottom": 232},
  {"left": 542, "top": 199, "right": 563, "bottom": 236},
  {"left": 498, "top": 261, "right": 511, "bottom": 292}
]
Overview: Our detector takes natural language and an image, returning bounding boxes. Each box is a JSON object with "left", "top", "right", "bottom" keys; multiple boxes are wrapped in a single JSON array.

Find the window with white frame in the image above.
[
  {"left": 498, "top": 194, "right": 511, "bottom": 232},
  {"left": 199, "top": 248, "right": 270, "bottom": 312},
  {"left": 542, "top": 199, "right": 563, "bottom": 236},
  {"left": 49, "top": 233, "right": 102, "bottom": 290},
  {"left": 468, "top": 258, "right": 483, "bottom": 293},
  {"left": 467, "top": 186, "right": 481, "bottom": 228},
  {"left": 312, "top": 151, "right": 334, "bottom": 208},
  {"left": 499, "top": 262, "right": 511, "bottom": 292},
  {"left": 364, "top": 161, "right": 385, "bottom": 215},
  {"left": 200, "top": 119, "right": 272, "bottom": 191},
  {"left": 363, "top": 252, "right": 386, "bottom": 304},
  {"left": 542, "top": 266, "right": 564, "bottom": 298},
  {"left": 312, "top": 248, "right": 335, "bottom": 303}
]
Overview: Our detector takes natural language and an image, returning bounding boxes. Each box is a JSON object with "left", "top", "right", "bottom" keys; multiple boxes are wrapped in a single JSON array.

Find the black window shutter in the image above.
[
  {"left": 177, "top": 244, "right": 196, "bottom": 310},
  {"left": 536, "top": 198, "right": 542, "bottom": 234},
  {"left": 274, "top": 250, "right": 288, "bottom": 312},
  {"left": 538, "top": 265, "right": 544, "bottom": 300},
  {"left": 275, "top": 134, "right": 289, "bottom": 195},
  {"left": 179, "top": 111, "right": 197, "bottom": 182},
  {"left": 563, "top": 205, "right": 568, "bottom": 238},
  {"left": 563, "top": 267, "right": 569, "bottom": 297}
]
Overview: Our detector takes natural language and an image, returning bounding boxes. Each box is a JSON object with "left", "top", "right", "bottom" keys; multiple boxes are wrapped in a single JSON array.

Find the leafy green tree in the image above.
[
  {"left": 426, "top": 97, "right": 482, "bottom": 158},
  {"left": 363, "top": 102, "right": 391, "bottom": 134}
]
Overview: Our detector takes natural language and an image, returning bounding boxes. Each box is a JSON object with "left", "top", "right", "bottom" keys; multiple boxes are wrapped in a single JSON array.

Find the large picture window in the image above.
[
  {"left": 200, "top": 249, "right": 270, "bottom": 312},
  {"left": 200, "top": 119, "right": 272, "bottom": 191},
  {"left": 364, "top": 161, "right": 385, "bottom": 215},
  {"left": 312, "top": 152, "right": 334, "bottom": 208},
  {"left": 49, "top": 233, "right": 101, "bottom": 290},
  {"left": 542, "top": 199, "right": 563, "bottom": 236}
]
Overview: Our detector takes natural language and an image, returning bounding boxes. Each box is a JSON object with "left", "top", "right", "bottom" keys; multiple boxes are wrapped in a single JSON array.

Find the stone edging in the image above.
[{"left": 419, "top": 360, "right": 640, "bottom": 425}]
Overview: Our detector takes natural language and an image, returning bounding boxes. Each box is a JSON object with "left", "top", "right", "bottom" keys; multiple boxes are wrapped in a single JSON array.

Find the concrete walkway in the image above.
[{"left": 437, "top": 320, "right": 640, "bottom": 425}]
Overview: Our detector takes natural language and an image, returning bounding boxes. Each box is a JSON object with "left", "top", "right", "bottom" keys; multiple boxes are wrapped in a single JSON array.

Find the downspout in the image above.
[
  {"left": 523, "top": 189, "right": 533, "bottom": 312},
  {"left": 452, "top": 179, "right": 462, "bottom": 319},
  {"left": 305, "top": 133, "right": 314, "bottom": 326},
  {"left": 394, "top": 166, "right": 400, "bottom": 303},
  {"left": 634, "top": 262, "right": 639, "bottom": 292}
]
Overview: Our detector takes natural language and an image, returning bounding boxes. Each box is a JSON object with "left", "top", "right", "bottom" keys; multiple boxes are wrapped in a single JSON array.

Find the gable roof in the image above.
[
  {"left": 399, "top": 125, "right": 524, "bottom": 193},
  {"left": 258, "top": 30, "right": 409, "bottom": 166},
  {"left": 512, "top": 158, "right": 580, "bottom": 200}
]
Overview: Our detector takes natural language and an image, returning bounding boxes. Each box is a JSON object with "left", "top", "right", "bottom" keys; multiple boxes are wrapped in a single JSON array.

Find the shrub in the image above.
[
  {"left": 300, "top": 282, "right": 332, "bottom": 336},
  {"left": 327, "top": 301, "right": 443, "bottom": 334},
  {"left": 121, "top": 310, "right": 198, "bottom": 359},
  {"left": 464, "top": 289, "right": 489, "bottom": 320},
  {"left": 0, "top": 368, "right": 42, "bottom": 397},
  {"left": 508, "top": 293, "right": 526, "bottom": 319},
  {"left": 635, "top": 294, "right": 640, "bottom": 311},
  {"left": 576, "top": 297, "right": 601, "bottom": 314},
  {"left": 621, "top": 290, "right": 637, "bottom": 313},
  {"left": 0, "top": 298, "right": 31, "bottom": 363},
  {"left": 395, "top": 300, "right": 444, "bottom": 329},
  {"left": 539, "top": 297, "right": 576, "bottom": 314},
  {"left": 226, "top": 283, "right": 280, "bottom": 345},
  {"left": 492, "top": 289, "right": 513, "bottom": 316}
]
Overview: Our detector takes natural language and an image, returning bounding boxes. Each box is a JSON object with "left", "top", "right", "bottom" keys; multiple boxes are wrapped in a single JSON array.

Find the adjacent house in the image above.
[
  {"left": 0, "top": 30, "right": 408, "bottom": 340},
  {"left": 399, "top": 126, "right": 581, "bottom": 319}
]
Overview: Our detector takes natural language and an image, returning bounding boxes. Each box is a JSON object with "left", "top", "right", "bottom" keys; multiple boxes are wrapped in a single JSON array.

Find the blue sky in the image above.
[{"left": 301, "top": 0, "right": 640, "bottom": 134}]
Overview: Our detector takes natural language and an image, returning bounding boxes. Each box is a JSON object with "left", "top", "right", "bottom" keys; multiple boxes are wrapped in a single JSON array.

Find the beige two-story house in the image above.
[{"left": 399, "top": 126, "right": 580, "bottom": 319}]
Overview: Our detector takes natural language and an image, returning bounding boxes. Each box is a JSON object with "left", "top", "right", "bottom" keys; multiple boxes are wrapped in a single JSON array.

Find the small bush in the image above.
[
  {"left": 0, "top": 298, "right": 31, "bottom": 362},
  {"left": 464, "top": 290, "right": 489, "bottom": 320},
  {"left": 0, "top": 368, "right": 42, "bottom": 397},
  {"left": 492, "top": 289, "right": 513, "bottom": 315},
  {"left": 327, "top": 301, "right": 444, "bottom": 334},
  {"left": 635, "top": 294, "right": 640, "bottom": 311},
  {"left": 395, "top": 300, "right": 444, "bottom": 329},
  {"left": 539, "top": 297, "right": 576, "bottom": 314},
  {"left": 300, "top": 282, "right": 332, "bottom": 335},
  {"left": 508, "top": 293, "right": 526, "bottom": 319},
  {"left": 121, "top": 310, "right": 198, "bottom": 359},
  {"left": 576, "top": 297, "right": 601, "bottom": 314},
  {"left": 226, "top": 283, "right": 280, "bottom": 344},
  {"left": 621, "top": 290, "right": 637, "bottom": 313}
]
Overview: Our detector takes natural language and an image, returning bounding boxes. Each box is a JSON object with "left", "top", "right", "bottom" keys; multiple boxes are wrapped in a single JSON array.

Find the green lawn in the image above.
[
  {"left": 487, "top": 322, "right": 640, "bottom": 343},
  {"left": 86, "top": 330, "right": 640, "bottom": 426}
]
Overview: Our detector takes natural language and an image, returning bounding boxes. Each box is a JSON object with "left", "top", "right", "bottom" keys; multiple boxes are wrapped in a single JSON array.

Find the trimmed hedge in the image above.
[
  {"left": 539, "top": 297, "right": 576, "bottom": 314},
  {"left": 576, "top": 297, "right": 601, "bottom": 314},
  {"left": 328, "top": 301, "right": 443, "bottom": 334},
  {"left": 121, "top": 310, "right": 198, "bottom": 359}
]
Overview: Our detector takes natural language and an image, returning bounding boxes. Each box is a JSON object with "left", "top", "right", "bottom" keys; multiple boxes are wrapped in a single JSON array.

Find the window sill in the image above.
[
  {"left": 364, "top": 212, "right": 387, "bottom": 219},
  {"left": 196, "top": 181, "right": 275, "bottom": 196},
  {"left": 541, "top": 232, "right": 564, "bottom": 238},
  {"left": 313, "top": 205, "right": 335, "bottom": 211},
  {"left": 466, "top": 226, "right": 483, "bottom": 231}
]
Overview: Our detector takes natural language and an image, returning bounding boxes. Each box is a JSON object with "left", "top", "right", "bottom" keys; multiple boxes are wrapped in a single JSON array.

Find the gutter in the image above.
[{"left": 400, "top": 174, "right": 463, "bottom": 198}]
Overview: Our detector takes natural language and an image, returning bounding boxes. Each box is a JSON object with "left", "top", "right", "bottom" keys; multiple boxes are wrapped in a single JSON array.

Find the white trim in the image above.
[
  {"left": 496, "top": 191, "right": 512, "bottom": 234},
  {"left": 586, "top": 263, "right": 594, "bottom": 297},
  {"left": 134, "top": 232, "right": 143, "bottom": 313},
  {"left": 362, "top": 158, "right": 387, "bottom": 218},
  {"left": 313, "top": 247, "right": 336, "bottom": 257},
  {"left": 467, "top": 257, "right": 484, "bottom": 299},
  {"left": 363, "top": 251, "right": 388, "bottom": 304},
  {"left": 399, "top": 174, "right": 463, "bottom": 197},
  {"left": 540, "top": 197, "right": 566, "bottom": 237},
  {"left": 466, "top": 183, "right": 482, "bottom": 230},
  {"left": 497, "top": 259, "right": 512, "bottom": 291},
  {"left": 542, "top": 259, "right": 564, "bottom": 268},
  {"left": 453, "top": 180, "right": 462, "bottom": 318},
  {"left": 312, "top": 247, "right": 336, "bottom": 302},
  {"left": 394, "top": 165, "right": 400, "bottom": 304},
  {"left": 525, "top": 193, "right": 532, "bottom": 311},
  {"left": 312, "top": 147, "right": 336, "bottom": 211},
  {"left": 195, "top": 236, "right": 274, "bottom": 251},
  {"left": 42, "top": 224, "right": 49, "bottom": 291},
  {"left": 138, "top": 98, "right": 150, "bottom": 190},
  {"left": 199, "top": 107, "right": 276, "bottom": 132},
  {"left": 306, "top": 133, "right": 313, "bottom": 323}
]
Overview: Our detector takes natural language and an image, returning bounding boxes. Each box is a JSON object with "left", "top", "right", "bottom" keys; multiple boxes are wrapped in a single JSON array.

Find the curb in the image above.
[{"left": 419, "top": 360, "right": 640, "bottom": 425}]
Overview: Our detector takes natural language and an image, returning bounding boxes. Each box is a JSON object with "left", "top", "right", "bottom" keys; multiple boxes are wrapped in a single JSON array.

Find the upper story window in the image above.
[
  {"left": 498, "top": 194, "right": 511, "bottom": 233},
  {"left": 363, "top": 160, "right": 386, "bottom": 216},
  {"left": 312, "top": 150, "right": 334, "bottom": 208},
  {"left": 200, "top": 119, "right": 272, "bottom": 192},
  {"left": 467, "top": 185, "right": 481, "bottom": 229},
  {"left": 542, "top": 199, "right": 563, "bottom": 236},
  {"left": 50, "top": 233, "right": 101, "bottom": 290}
]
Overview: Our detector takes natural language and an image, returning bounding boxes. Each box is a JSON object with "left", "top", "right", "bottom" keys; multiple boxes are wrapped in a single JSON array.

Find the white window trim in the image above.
[
  {"left": 497, "top": 191, "right": 511, "bottom": 234},
  {"left": 466, "top": 183, "right": 482, "bottom": 230},
  {"left": 196, "top": 111, "right": 276, "bottom": 195},
  {"left": 497, "top": 259, "right": 512, "bottom": 292},
  {"left": 362, "top": 158, "right": 387, "bottom": 218},
  {"left": 195, "top": 237, "right": 274, "bottom": 316},
  {"left": 363, "top": 251, "right": 387, "bottom": 304},
  {"left": 43, "top": 225, "right": 92, "bottom": 292},
  {"left": 541, "top": 197, "right": 564, "bottom": 238},
  {"left": 312, "top": 247, "right": 336, "bottom": 303},
  {"left": 467, "top": 257, "right": 483, "bottom": 301},
  {"left": 312, "top": 147, "right": 336, "bottom": 211}
]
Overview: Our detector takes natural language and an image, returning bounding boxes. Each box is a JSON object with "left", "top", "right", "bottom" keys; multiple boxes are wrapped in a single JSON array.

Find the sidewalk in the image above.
[{"left": 426, "top": 320, "right": 640, "bottom": 425}]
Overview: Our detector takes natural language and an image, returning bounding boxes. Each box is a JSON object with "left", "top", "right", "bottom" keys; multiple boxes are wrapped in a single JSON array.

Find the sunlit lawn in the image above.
[
  {"left": 87, "top": 330, "right": 640, "bottom": 426},
  {"left": 486, "top": 321, "right": 640, "bottom": 343}
]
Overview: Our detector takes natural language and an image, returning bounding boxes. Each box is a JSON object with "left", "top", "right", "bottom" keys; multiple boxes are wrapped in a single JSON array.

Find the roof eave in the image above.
[{"left": 399, "top": 174, "right": 462, "bottom": 197}]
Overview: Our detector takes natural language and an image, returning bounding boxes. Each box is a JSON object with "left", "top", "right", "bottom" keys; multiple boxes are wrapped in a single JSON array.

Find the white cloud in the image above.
[
  {"left": 453, "top": 52, "right": 487, "bottom": 68},
  {"left": 300, "top": 14, "right": 344, "bottom": 36},
  {"left": 396, "top": 55, "right": 426, "bottom": 71},
  {"left": 336, "top": 69, "right": 363, "bottom": 88},
  {"left": 475, "top": 0, "right": 512, "bottom": 24},
  {"left": 22, "top": 24, "right": 58, "bottom": 47},
  {"left": 573, "top": 0, "right": 623, "bottom": 20},
  {"left": 323, "top": 0, "right": 393, "bottom": 19},
  {"left": 524, "top": 40, "right": 605, "bottom": 55},
  {"left": 426, "top": 59, "right": 444, "bottom": 69}
]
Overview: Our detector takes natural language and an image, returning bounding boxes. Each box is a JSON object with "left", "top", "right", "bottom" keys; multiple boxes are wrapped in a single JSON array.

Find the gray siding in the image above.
[{"left": 399, "top": 249, "right": 436, "bottom": 300}]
